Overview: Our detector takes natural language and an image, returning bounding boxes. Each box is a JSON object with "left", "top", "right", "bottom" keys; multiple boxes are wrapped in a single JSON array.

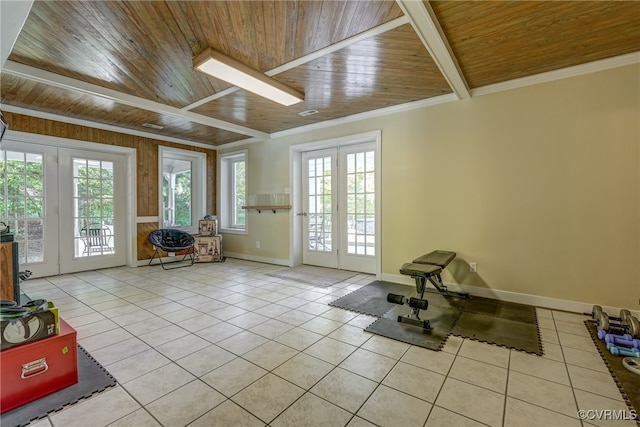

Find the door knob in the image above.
[{"left": 296, "top": 212, "right": 308, "bottom": 217}]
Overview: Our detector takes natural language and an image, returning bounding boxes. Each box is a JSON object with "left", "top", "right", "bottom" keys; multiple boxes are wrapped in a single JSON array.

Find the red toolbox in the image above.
[{"left": 0, "top": 318, "right": 78, "bottom": 413}]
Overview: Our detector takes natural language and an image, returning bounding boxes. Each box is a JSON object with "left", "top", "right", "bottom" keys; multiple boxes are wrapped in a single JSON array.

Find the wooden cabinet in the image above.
[{"left": 0, "top": 242, "right": 19, "bottom": 302}]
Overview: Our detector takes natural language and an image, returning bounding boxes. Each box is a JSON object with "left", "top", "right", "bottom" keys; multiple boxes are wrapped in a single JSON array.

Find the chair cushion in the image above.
[{"left": 148, "top": 229, "right": 195, "bottom": 251}]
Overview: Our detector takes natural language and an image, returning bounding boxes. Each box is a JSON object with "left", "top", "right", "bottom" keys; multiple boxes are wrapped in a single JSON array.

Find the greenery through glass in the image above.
[
  {"left": 0, "top": 150, "right": 45, "bottom": 263},
  {"left": 75, "top": 162, "right": 114, "bottom": 226},
  {"left": 163, "top": 171, "right": 191, "bottom": 227},
  {"left": 233, "top": 160, "right": 245, "bottom": 227}
]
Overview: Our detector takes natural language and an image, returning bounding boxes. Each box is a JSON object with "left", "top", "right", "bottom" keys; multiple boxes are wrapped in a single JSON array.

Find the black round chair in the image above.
[{"left": 147, "top": 229, "right": 195, "bottom": 270}]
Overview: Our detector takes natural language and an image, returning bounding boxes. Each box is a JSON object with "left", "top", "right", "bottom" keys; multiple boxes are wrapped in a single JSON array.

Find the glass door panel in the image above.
[
  {"left": 0, "top": 150, "right": 45, "bottom": 263},
  {"left": 345, "top": 150, "right": 375, "bottom": 256},
  {"left": 308, "top": 155, "right": 333, "bottom": 252},
  {"left": 339, "top": 143, "right": 376, "bottom": 273},
  {"left": 72, "top": 158, "right": 115, "bottom": 257},
  {"left": 0, "top": 143, "right": 59, "bottom": 278},
  {"left": 302, "top": 149, "right": 337, "bottom": 268}
]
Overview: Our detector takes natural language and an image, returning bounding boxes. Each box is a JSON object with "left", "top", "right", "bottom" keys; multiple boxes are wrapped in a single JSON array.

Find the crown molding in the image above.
[
  {"left": 269, "top": 93, "right": 458, "bottom": 140},
  {"left": 471, "top": 52, "right": 640, "bottom": 97}
]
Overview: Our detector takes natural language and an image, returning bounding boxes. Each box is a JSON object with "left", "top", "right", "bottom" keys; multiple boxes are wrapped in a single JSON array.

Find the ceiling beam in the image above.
[
  {"left": 396, "top": 0, "right": 470, "bottom": 100},
  {"left": 2, "top": 60, "right": 268, "bottom": 139},
  {"left": 266, "top": 15, "right": 410, "bottom": 76},
  {"left": 0, "top": 0, "right": 34, "bottom": 68}
]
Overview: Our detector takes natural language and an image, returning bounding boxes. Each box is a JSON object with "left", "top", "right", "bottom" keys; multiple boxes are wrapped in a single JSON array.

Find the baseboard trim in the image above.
[
  {"left": 223, "top": 252, "right": 291, "bottom": 267},
  {"left": 380, "top": 273, "right": 640, "bottom": 319}
]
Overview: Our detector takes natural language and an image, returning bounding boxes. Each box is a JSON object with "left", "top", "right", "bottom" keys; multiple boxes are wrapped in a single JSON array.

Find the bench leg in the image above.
[
  {"left": 427, "top": 274, "right": 470, "bottom": 299},
  {"left": 387, "top": 293, "right": 431, "bottom": 329}
]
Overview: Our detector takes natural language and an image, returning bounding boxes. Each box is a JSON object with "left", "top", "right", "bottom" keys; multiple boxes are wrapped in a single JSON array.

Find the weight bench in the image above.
[
  {"left": 403, "top": 250, "right": 470, "bottom": 300},
  {"left": 388, "top": 250, "right": 470, "bottom": 329}
]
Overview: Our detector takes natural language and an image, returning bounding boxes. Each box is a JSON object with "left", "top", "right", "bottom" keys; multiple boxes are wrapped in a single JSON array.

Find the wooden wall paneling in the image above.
[
  {"left": 137, "top": 222, "right": 160, "bottom": 260},
  {"left": 137, "top": 139, "right": 159, "bottom": 217},
  {"left": 206, "top": 150, "right": 217, "bottom": 215},
  {"left": 0, "top": 242, "right": 18, "bottom": 301}
]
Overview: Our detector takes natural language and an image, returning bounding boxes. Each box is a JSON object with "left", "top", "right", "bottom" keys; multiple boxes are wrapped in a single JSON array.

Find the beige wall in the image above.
[
  {"left": 221, "top": 64, "right": 640, "bottom": 310},
  {"left": 229, "top": 140, "right": 291, "bottom": 261}
]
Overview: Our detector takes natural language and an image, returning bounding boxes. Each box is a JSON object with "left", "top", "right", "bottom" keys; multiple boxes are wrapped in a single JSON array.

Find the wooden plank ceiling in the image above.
[{"left": 1, "top": 0, "right": 638, "bottom": 147}]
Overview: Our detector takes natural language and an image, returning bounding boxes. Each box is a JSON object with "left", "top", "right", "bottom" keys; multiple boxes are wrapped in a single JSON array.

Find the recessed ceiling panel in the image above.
[
  {"left": 430, "top": 0, "right": 640, "bottom": 88},
  {"left": 1, "top": 74, "right": 248, "bottom": 146},
  {"left": 10, "top": 0, "right": 404, "bottom": 109},
  {"left": 191, "top": 24, "right": 452, "bottom": 133}
]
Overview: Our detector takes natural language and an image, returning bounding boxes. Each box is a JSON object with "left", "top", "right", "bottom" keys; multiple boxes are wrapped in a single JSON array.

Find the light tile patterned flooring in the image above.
[{"left": 18, "top": 259, "right": 637, "bottom": 427}]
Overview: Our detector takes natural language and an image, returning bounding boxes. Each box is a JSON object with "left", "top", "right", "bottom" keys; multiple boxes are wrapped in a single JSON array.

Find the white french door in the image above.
[
  {"left": 302, "top": 142, "right": 377, "bottom": 273},
  {"left": 302, "top": 149, "right": 337, "bottom": 268},
  {"left": 0, "top": 142, "right": 58, "bottom": 277},
  {"left": 1, "top": 140, "right": 126, "bottom": 277},
  {"left": 58, "top": 148, "right": 126, "bottom": 274}
]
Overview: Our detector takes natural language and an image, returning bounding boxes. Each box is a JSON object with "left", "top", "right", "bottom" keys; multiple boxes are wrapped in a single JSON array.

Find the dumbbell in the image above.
[
  {"left": 597, "top": 321, "right": 640, "bottom": 340},
  {"left": 604, "top": 333, "right": 640, "bottom": 349},
  {"left": 608, "top": 343, "right": 640, "bottom": 358},
  {"left": 596, "top": 312, "right": 640, "bottom": 338},
  {"left": 591, "top": 305, "right": 631, "bottom": 322},
  {"left": 386, "top": 294, "right": 429, "bottom": 310},
  {"left": 387, "top": 293, "right": 406, "bottom": 305}
]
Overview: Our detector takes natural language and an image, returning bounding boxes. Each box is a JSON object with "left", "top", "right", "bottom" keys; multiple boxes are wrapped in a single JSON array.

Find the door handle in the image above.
[{"left": 296, "top": 212, "right": 308, "bottom": 217}]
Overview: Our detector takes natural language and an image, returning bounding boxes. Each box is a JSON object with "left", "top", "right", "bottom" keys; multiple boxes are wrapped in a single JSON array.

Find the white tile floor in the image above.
[{"left": 17, "top": 259, "right": 637, "bottom": 427}]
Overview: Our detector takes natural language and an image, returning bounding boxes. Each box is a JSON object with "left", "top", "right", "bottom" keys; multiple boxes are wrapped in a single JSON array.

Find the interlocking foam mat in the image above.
[
  {"left": 585, "top": 321, "right": 640, "bottom": 416},
  {"left": 330, "top": 281, "right": 542, "bottom": 354},
  {"left": 329, "top": 280, "right": 415, "bottom": 316},
  {"left": 1, "top": 344, "right": 117, "bottom": 427},
  {"left": 366, "top": 304, "right": 461, "bottom": 350}
]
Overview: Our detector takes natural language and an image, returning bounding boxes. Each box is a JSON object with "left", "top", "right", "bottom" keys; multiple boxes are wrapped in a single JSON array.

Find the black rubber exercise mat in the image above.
[
  {"left": 366, "top": 304, "right": 461, "bottom": 351},
  {"left": 462, "top": 296, "right": 537, "bottom": 324},
  {"left": 419, "top": 289, "right": 469, "bottom": 310},
  {"left": 1, "top": 344, "right": 117, "bottom": 427},
  {"left": 330, "top": 280, "right": 543, "bottom": 354},
  {"left": 585, "top": 321, "right": 640, "bottom": 416},
  {"left": 452, "top": 312, "right": 543, "bottom": 355},
  {"left": 329, "top": 280, "right": 414, "bottom": 317}
]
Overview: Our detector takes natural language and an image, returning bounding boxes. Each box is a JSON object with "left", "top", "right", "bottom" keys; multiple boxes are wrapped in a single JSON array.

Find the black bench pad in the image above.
[
  {"left": 412, "top": 250, "right": 456, "bottom": 268},
  {"left": 400, "top": 263, "right": 442, "bottom": 278}
]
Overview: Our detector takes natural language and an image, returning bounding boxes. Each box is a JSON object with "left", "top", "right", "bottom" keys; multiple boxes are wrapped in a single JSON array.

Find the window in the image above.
[
  {"left": 0, "top": 150, "right": 45, "bottom": 263},
  {"left": 219, "top": 150, "right": 247, "bottom": 233},
  {"left": 159, "top": 147, "right": 205, "bottom": 231}
]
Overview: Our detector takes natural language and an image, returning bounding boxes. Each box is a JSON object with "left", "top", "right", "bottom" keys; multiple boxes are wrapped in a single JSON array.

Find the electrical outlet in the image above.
[
  {"left": 256, "top": 241, "right": 260, "bottom": 249},
  {"left": 470, "top": 262, "right": 477, "bottom": 273}
]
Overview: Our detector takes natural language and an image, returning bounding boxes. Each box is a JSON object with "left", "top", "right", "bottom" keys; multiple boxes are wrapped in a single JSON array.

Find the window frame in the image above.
[
  {"left": 158, "top": 146, "right": 206, "bottom": 233},
  {"left": 219, "top": 149, "right": 247, "bottom": 234}
]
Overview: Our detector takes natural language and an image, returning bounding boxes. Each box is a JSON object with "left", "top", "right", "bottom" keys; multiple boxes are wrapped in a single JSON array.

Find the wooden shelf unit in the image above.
[{"left": 241, "top": 205, "right": 291, "bottom": 214}]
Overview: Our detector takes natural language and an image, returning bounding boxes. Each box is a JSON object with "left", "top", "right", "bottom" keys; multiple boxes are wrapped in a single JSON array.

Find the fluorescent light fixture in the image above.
[{"left": 193, "top": 48, "right": 304, "bottom": 106}]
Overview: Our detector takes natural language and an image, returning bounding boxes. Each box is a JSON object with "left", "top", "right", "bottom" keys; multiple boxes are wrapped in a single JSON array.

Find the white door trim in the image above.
[
  {"left": 3, "top": 130, "right": 137, "bottom": 268},
  {"left": 289, "top": 130, "right": 381, "bottom": 277}
]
